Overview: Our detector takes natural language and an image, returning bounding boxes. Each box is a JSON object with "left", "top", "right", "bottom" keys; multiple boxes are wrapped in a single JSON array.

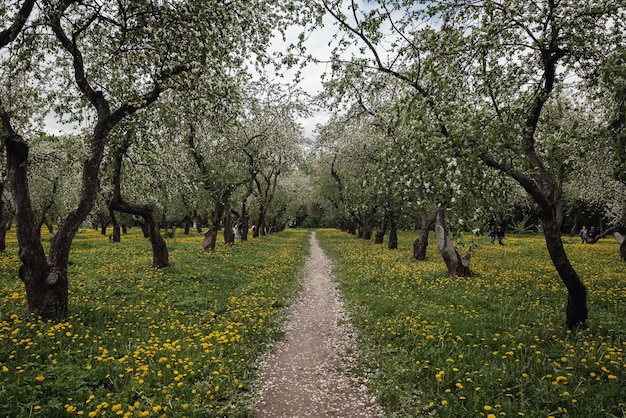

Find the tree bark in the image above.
[
  {"left": 110, "top": 209, "right": 121, "bottom": 243},
  {"left": 0, "top": 185, "right": 8, "bottom": 252},
  {"left": 388, "top": 219, "right": 398, "bottom": 249},
  {"left": 614, "top": 232, "right": 626, "bottom": 260},
  {"left": 110, "top": 200, "right": 169, "bottom": 268},
  {"left": 108, "top": 134, "right": 168, "bottom": 268},
  {"left": 434, "top": 204, "right": 471, "bottom": 277},
  {"left": 374, "top": 221, "right": 387, "bottom": 244},
  {"left": 4, "top": 118, "right": 66, "bottom": 319},
  {"left": 414, "top": 210, "right": 435, "bottom": 260},
  {"left": 203, "top": 227, "right": 218, "bottom": 251},
  {"left": 223, "top": 214, "right": 235, "bottom": 244},
  {"left": 363, "top": 225, "right": 373, "bottom": 240},
  {"left": 541, "top": 214, "right": 587, "bottom": 328}
]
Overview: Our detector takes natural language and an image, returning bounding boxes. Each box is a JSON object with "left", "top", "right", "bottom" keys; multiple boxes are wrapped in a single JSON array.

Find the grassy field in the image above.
[
  {"left": 0, "top": 227, "right": 310, "bottom": 417},
  {"left": 316, "top": 229, "right": 625, "bottom": 418},
  {"left": 0, "top": 227, "right": 624, "bottom": 417}
]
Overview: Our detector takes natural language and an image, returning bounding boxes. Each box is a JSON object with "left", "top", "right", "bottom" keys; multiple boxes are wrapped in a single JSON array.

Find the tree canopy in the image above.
[{"left": 0, "top": 0, "right": 625, "bottom": 326}]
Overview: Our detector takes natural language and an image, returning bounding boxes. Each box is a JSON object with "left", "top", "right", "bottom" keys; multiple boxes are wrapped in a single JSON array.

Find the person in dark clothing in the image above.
[
  {"left": 496, "top": 224, "right": 505, "bottom": 245},
  {"left": 587, "top": 226, "right": 597, "bottom": 242},
  {"left": 489, "top": 224, "right": 497, "bottom": 244}
]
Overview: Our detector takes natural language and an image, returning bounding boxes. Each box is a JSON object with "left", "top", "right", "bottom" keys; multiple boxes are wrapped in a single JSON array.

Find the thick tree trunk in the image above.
[
  {"left": 237, "top": 201, "right": 249, "bottom": 241},
  {"left": 203, "top": 227, "right": 218, "bottom": 251},
  {"left": 414, "top": 210, "right": 435, "bottom": 260},
  {"left": 223, "top": 214, "right": 235, "bottom": 245},
  {"left": 374, "top": 222, "right": 387, "bottom": 244},
  {"left": 39, "top": 215, "right": 53, "bottom": 236},
  {"left": 434, "top": 204, "right": 471, "bottom": 277},
  {"left": 110, "top": 209, "right": 121, "bottom": 243},
  {"left": 0, "top": 220, "right": 6, "bottom": 252},
  {"left": 253, "top": 212, "right": 266, "bottom": 238},
  {"left": 541, "top": 215, "right": 587, "bottom": 328},
  {"left": 388, "top": 220, "right": 398, "bottom": 249},
  {"left": 240, "top": 222, "right": 249, "bottom": 241},
  {"left": 145, "top": 215, "right": 168, "bottom": 268},
  {"left": 0, "top": 192, "right": 7, "bottom": 252},
  {"left": 615, "top": 232, "right": 626, "bottom": 260},
  {"left": 183, "top": 216, "right": 191, "bottom": 235},
  {"left": 5, "top": 129, "right": 67, "bottom": 319},
  {"left": 110, "top": 200, "right": 169, "bottom": 268}
]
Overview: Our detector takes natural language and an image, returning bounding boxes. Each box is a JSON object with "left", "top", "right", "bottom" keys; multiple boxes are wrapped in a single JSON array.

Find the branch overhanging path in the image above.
[{"left": 254, "top": 232, "right": 382, "bottom": 417}]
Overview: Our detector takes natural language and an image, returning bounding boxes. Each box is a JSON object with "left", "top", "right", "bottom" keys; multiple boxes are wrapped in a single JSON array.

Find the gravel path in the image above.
[{"left": 254, "top": 232, "right": 383, "bottom": 418}]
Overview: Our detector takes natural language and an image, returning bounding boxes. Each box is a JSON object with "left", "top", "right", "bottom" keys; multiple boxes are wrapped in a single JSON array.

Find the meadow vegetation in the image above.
[
  {"left": 0, "top": 227, "right": 309, "bottom": 417},
  {"left": 317, "top": 229, "right": 625, "bottom": 418},
  {"left": 1, "top": 227, "right": 624, "bottom": 417}
]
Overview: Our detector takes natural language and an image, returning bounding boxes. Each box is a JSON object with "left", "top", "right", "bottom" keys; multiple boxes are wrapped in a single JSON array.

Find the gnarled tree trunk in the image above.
[
  {"left": 108, "top": 136, "right": 168, "bottom": 268},
  {"left": 414, "top": 208, "right": 435, "bottom": 260},
  {"left": 374, "top": 221, "right": 387, "bottom": 245},
  {"left": 203, "top": 227, "right": 218, "bottom": 251},
  {"left": 434, "top": 204, "right": 471, "bottom": 277},
  {"left": 223, "top": 214, "right": 235, "bottom": 244},
  {"left": 541, "top": 213, "right": 587, "bottom": 328},
  {"left": 5, "top": 132, "right": 66, "bottom": 319},
  {"left": 388, "top": 219, "right": 398, "bottom": 249},
  {"left": 110, "top": 209, "right": 121, "bottom": 243},
  {"left": 110, "top": 200, "right": 169, "bottom": 268}
]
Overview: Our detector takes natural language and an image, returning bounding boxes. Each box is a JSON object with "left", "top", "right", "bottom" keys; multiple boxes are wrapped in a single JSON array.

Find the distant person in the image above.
[
  {"left": 497, "top": 224, "right": 505, "bottom": 245},
  {"left": 489, "top": 224, "right": 497, "bottom": 244},
  {"left": 587, "top": 226, "right": 597, "bottom": 242},
  {"left": 579, "top": 226, "right": 588, "bottom": 244}
]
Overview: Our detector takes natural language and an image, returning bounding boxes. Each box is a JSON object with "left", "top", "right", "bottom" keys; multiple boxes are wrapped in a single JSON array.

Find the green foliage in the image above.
[
  {"left": 317, "top": 229, "right": 625, "bottom": 418},
  {"left": 0, "top": 227, "right": 309, "bottom": 417}
]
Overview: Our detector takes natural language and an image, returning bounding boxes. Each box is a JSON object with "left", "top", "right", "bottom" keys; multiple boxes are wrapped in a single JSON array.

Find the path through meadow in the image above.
[{"left": 254, "top": 232, "right": 382, "bottom": 417}]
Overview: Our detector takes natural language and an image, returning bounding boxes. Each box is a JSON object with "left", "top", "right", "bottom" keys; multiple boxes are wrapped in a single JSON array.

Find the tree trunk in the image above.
[
  {"left": 434, "top": 204, "right": 471, "bottom": 277},
  {"left": 39, "top": 215, "right": 53, "bottom": 236},
  {"left": 414, "top": 209, "right": 435, "bottom": 260},
  {"left": 5, "top": 127, "right": 67, "bottom": 319},
  {"left": 203, "top": 227, "right": 218, "bottom": 251},
  {"left": 374, "top": 221, "right": 387, "bottom": 244},
  {"left": 223, "top": 214, "right": 235, "bottom": 244},
  {"left": 183, "top": 216, "right": 191, "bottom": 235},
  {"left": 110, "top": 209, "right": 121, "bottom": 243},
  {"left": 615, "top": 232, "right": 626, "bottom": 260},
  {"left": 0, "top": 191, "right": 7, "bottom": 252},
  {"left": 240, "top": 221, "right": 249, "bottom": 241},
  {"left": 110, "top": 201, "right": 169, "bottom": 268},
  {"left": 388, "top": 219, "right": 398, "bottom": 249},
  {"left": 146, "top": 214, "right": 168, "bottom": 268},
  {"left": 541, "top": 215, "right": 587, "bottom": 328}
]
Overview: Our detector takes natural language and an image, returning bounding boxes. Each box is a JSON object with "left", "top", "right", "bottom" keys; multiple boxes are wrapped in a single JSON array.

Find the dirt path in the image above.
[{"left": 254, "top": 232, "right": 382, "bottom": 418}]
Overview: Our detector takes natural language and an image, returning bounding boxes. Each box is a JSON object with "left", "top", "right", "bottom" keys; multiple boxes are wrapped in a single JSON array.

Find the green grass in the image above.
[
  {"left": 2, "top": 227, "right": 624, "bottom": 417},
  {"left": 316, "top": 229, "right": 625, "bottom": 418},
  {"left": 0, "top": 227, "right": 310, "bottom": 417}
]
